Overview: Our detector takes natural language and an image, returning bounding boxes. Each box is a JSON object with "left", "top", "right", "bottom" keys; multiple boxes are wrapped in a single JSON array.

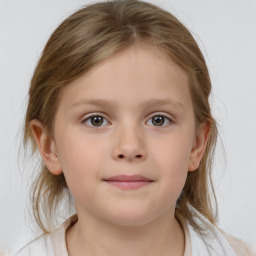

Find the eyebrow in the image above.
[{"left": 71, "top": 98, "right": 184, "bottom": 110}]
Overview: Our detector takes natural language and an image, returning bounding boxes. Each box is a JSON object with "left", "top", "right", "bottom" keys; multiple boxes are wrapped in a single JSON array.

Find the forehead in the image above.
[{"left": 58, "top": 44, "right": 191, "bottom": 112}]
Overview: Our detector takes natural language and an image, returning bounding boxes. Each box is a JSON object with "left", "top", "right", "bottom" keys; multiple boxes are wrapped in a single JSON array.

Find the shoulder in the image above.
[
  {"left": 14, "top": 233, "right": 54, "bottom": 256},
  {"left": 221, "top": 230, "right": 256, "bottom": 256},
  {"left": 14, "top": 215, "right": 77, "bottom": 256},
  {"left": 179, "top": 204, "right": 256, "bottom": 256}
]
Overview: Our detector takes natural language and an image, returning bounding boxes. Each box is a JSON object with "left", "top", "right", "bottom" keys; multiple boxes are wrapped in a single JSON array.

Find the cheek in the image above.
[
  {"left": 56, "top": 132, "right": 107, "bottom": 195},
  {"left": 151, "top": 133, "right": 193, "bottom": 172},
  {"left": 58, "top": 128, "right": 107, "bottom": 165},
  {"left": 149, "top": 133, "right": 193, "bottom": 196}
]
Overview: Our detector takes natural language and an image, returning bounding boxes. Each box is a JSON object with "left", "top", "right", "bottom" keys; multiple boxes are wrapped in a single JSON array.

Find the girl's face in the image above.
[{"left": 41, "top": 45, "right": 208, "bottom": 226}]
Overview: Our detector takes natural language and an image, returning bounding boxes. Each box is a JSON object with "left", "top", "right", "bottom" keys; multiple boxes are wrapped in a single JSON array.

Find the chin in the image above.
[{"left": 102, "top": 208, "right": 162, "bottom": 227}]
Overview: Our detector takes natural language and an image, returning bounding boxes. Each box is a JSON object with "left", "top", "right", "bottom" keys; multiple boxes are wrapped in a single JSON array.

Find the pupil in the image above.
[
  {"left": 92, "top": 116, "right": 103, "bottom": 126},
  {"left": 153, "top": 116, "right": 164, "bottom": 126}
]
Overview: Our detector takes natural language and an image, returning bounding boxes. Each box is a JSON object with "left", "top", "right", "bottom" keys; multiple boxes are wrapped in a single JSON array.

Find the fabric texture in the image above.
[{"left": 14, "top": 208, "right": 255, "bottom": 256}]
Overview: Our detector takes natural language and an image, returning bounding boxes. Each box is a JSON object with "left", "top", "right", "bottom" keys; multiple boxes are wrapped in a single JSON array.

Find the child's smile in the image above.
[{"left": 50, "top": 44, "right": 206, "bottom": 227}]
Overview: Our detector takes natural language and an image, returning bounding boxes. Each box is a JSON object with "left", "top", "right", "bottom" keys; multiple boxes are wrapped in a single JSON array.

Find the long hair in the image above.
[{"left": 23, "top": 0, "right": 218, "bottom": 233}]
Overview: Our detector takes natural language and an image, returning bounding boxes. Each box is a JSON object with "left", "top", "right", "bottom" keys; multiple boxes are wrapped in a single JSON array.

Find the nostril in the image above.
[{"left": 118, "top": 154, "right": 143, "bottom": 159}]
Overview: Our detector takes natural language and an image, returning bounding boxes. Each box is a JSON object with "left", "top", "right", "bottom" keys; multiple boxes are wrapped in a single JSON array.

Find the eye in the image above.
[
  {"left": 146, "top": 115, "right": 172, "bottom": 127},
  {"left": 82, "top": 115, "right": 109, "bottom": 127}
]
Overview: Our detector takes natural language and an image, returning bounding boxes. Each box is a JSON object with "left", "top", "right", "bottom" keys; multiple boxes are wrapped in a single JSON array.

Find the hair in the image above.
[{"left": 23, "top": 0, "right": 218, "bottom": 234}]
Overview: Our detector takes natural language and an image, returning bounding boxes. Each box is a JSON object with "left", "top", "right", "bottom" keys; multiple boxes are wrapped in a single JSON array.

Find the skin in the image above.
[{"left": 31, "top": 44, "right": 210, "bottom": 256}]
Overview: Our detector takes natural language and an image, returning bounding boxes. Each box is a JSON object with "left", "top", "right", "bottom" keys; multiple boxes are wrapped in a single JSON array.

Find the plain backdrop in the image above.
[{"left": 0, "top": 0, "right": 256, "bottom": 252}]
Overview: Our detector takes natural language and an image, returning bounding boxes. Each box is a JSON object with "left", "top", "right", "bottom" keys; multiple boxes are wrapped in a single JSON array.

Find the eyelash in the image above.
[{"left": 81, "top": 113, "right": 173, "bottom": 128}]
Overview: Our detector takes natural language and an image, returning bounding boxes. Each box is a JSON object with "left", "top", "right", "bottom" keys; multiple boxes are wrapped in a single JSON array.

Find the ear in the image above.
[
  {"left": 188, "top": 122, "right": 211, "bottom": 172},
  {"left": 30, "top": 119, "right": 62, "bottom": 175}
]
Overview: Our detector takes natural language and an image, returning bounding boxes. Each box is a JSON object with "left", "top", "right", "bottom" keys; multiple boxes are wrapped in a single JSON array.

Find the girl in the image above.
[{"left": 15, "top": 0, "right": 254, "bottom": 255}]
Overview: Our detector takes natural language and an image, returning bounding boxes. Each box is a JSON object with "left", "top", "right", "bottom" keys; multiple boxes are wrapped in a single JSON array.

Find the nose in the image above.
[{"left": 112, "top": 125, "right": 147, "bottom": 162}]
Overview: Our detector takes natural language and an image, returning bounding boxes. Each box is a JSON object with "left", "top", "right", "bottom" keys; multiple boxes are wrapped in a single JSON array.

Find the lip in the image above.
[{"left": 103, "top": 175, "right": 153, "bottom": 190}]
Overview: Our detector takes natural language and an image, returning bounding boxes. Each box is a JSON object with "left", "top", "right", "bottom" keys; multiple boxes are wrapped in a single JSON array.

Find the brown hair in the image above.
[{"left": 24, "top": 0, "right": 218, "bottom": 233}]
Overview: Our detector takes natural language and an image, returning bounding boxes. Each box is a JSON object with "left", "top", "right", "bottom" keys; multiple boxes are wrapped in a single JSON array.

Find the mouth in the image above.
[{"left": 103, "top": 175, "right": 154, "bottom": 190}]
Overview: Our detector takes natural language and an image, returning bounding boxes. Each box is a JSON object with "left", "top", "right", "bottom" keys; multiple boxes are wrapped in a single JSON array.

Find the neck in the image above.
[{"left": 66, "top": 208, "right": 185, "bottom": 256}]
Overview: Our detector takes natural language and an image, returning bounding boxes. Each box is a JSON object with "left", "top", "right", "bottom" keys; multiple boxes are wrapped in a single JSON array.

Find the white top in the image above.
[{"left": 14, "top": 211, "right": 255, "bottom": 256}]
